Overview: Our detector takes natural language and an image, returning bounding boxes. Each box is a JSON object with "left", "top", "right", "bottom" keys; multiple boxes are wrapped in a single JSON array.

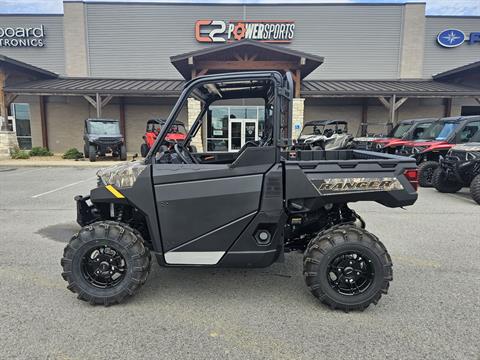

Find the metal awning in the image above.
[
  {"left": 301, "top": 79, "right": 480, "bottom": 97},
  {"left": 5, "top": 77, "right": 185, "bottom": 97},
  {"left": 6, "top": 77, "right": 480, "bottom": 98}
]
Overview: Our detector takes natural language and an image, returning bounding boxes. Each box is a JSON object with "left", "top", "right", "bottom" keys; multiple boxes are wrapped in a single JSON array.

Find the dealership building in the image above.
[{"left": 1, "top": 0, "right": 480, "bottom": 154}]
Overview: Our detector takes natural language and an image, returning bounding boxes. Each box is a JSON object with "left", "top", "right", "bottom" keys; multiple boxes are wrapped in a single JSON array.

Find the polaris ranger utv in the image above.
[
  {"left": 433, "top": 132, "right": 480, "bottom": 204},
  {"left": 84, "top": 118, "right": 127, "bottom": 162},
  {"left": 61, "top": 72, "right": 418, "bottom": 311}
]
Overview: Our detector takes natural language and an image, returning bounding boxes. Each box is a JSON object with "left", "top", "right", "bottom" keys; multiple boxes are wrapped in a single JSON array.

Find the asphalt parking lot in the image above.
[{"left": 0, "top": 166, "right": 479, "bottom": 360}]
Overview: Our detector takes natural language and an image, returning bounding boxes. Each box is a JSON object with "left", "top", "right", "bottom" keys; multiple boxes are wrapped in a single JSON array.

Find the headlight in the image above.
[{"left": 96, "top": 161, "right": 147, "bottom": 188}]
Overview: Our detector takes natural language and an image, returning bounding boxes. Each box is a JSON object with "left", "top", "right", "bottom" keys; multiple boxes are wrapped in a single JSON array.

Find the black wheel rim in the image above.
[
  {"left": 425, "top": 167, "right": 434, "bottom": 183},
  {"left": 81, "top": 245, "right": 127, "bottom": 288},
  {"left": 327, "top": 251, "right": 374, "bottom": 296}
]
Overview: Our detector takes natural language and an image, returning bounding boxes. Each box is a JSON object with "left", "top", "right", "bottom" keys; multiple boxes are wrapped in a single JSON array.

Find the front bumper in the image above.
[{"left": 75, "top": 195, "right": 98, "bottom": 226}]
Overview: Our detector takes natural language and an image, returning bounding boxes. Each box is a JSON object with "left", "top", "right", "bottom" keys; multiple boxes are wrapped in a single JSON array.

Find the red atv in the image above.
[
  {"left": 398, "top": 116, "right": 480, "bottom": 187},
  {"left": 141, "top": 119, "right": 187, "bottom": 157},
  {"left": 372, "top": 118, "right": 437, "bottom": 154}
]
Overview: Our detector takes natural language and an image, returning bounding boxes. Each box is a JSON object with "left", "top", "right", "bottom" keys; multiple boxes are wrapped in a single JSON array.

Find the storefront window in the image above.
[
  {"left": 207, "top": 106, "right": 265, "bottom": 152},
  {"left": 12, "top": 103, "right": 32, "bottom": 149}
]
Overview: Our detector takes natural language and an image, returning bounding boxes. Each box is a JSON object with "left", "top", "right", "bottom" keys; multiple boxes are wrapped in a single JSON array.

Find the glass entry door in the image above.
[{"left": 228, "top": 119, "right": 258, "bottom": 152}]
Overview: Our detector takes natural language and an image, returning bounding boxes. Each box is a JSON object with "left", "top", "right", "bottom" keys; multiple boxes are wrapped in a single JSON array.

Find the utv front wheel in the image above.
[
  {"left": 119, "top": 144, "right": 127, "bottom": 161},
  {"left": 61, "top": 221, "right": 151, "bottom": 305},
  {"left": 303, "top": 225, "right": 392, "bottom": 311},
  {"left": 418, "top": 161, "right": 438, "bottom": 187},
  {"left": 470, "top": 174, "right": 480, "bottom": 205},
  {"left": 140, "top": 143, "right": 149, "bottom": 157},
  {"left": 432, "top": 168, "right": 462, "bottom": 193},
  {"left": 89, "top": 144, "right": 97, "bottom": 162}
]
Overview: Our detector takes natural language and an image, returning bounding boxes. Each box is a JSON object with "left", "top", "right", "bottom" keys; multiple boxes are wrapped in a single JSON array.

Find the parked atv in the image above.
[
  {"left": 400, "top": 116, "right": 480, "bottom": 187},
  {"left": 141, "top": 119, "right": 187, "bottom": 157},
  {"left": 295, "top": 120, "right": 353, "bottom": 150},
  {"left": 62, "top": 71, "right": 418, "bottom": 311},
  {"left": 433, "top": 135, "right": 480, "bottom": 204},
  {"left": 83, "top": 118, "right": 126, "bottom": 162},
  {"left": 352, "top": 118, "right": 426, "bottom": 150},
  {"left": 372, "top": 118, "right": 437, "bottom": 154}
]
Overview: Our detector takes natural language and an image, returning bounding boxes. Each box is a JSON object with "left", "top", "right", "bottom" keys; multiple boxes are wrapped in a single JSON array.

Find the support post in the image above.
[
  {"left": 378, "top": 95, "right": 408, "bottom": 133},
  {"left": 119, "top": 97, "right": 126, "bottom": 144},
  {"left": 361, "top": 99, "right": 368, "bottom": 136},
  {"left": 444, "top": 98, "right": 452, "bottom": 117},
  {"left": 294, "top": 69, "right": 301, "bottom": 98},
  {"left": 96, "top": 93, "right": 101, "bottom": 118},
  {"left": 0, "top": 68, "right": 8, "bottom": 131},
  {"left": 39, "top": 95, "right": 48, "bottom": 149}
]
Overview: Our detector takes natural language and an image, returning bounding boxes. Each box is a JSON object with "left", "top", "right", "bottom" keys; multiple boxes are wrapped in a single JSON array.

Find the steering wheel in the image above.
[{"left": 174, "top": 143, "right": 199, "bottom": 164}]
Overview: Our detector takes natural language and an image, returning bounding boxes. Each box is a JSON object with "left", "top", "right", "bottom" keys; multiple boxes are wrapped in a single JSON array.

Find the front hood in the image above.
[
  {"left": 403, "top": 140, "right": 445, "bottom": 147},
  {"left": 373, "top": 138, "right": 395, "bottom": 144},
  {"left": 451, "top": 142, "right": 480, "bottom": 152},
  {"left": 97, "top": 161, "right": 147, "bottom": 188},
  {"left": 353, "top": 137, "right": 379, "bottom": 142}
]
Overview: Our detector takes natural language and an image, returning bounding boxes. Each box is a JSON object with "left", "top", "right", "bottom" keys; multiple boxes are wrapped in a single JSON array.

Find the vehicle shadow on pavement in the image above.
[{"left": 36, "top": 222, "right": 79, "bottom": 243}]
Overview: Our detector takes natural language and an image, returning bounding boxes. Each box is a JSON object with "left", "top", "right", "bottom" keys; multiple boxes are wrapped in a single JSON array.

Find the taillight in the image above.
[{"left": 403, "top": 168, "right": 418, "bottom": 191}]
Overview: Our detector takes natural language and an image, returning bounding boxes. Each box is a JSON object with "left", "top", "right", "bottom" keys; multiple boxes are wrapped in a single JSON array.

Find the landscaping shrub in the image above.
[
  {"left": 10, "top": 146, "right": 30, "bottom": 159},
  {"left": 62, "top": 148, "right": 83, "bottom": 160},
  {"left": 29, "top": 146, "right": 53, "bottom": 156}
]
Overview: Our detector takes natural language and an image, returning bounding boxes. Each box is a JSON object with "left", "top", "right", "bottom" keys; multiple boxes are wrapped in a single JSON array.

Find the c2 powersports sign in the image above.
[
  {"left": 0, "top": 25, "right": 45, "bottom": 47},
  {"left": 437, "top": 28, "right": 480, "bottom": 48},
  {"left": 195, "top": 20, "right": 295, "bottom": 43}
]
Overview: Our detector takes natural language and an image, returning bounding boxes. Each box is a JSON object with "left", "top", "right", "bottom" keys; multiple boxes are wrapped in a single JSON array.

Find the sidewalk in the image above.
[{"left": 0, "top": 155, "right": 136, "bottom": 168}]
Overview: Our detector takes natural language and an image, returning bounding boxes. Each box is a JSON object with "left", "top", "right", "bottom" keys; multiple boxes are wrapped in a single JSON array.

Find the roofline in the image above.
[
  {"left": 170, "top": 39, "right": 324, "bottom": 63},
  {"left": 0, "top": 55, "right": 58, "bottom": 78},
  {"left": 433, "top": 61, "right": 480, "bottom": 80},
  {"left": 65, "top": 0, "right": 424, "bottom": 6}
]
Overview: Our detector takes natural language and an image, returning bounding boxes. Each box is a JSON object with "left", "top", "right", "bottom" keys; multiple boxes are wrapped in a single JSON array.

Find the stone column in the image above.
[
  {"left": 0, "top": 131, "right": 19, "bottom": 159},
  {"left": 64, "top": 2, "right": 89, "bottom": 76},
  {"left": 187, "top": 98, "right": 204, "bottom": 152},
  {"left": 292, "top": 98, "right": 305, "bottom": 140},
  {"left": 399, "top": 3, "right": 426, "bottom": 79}
]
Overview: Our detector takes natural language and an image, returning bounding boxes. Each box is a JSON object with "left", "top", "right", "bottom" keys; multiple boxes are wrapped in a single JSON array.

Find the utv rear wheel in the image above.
[
  {"left": 61, "top": 221, "right": 151, "bottom": 306},
  {"left": 432, "top": 167, "right": 462, "bottom": 193},
  {"left": 120, "top": 145, "right": 127, "bottom": 161},
  {"left": 418, "top": 161, "right": 438, "bottom": 187},
  {"left": 83, "top": 144, "right": 89, "bottom": 158},
  {"left": 140, "top": 143, "right": 149, "bottom": 157},
  {"left": 470, "top": 174, "right": 480, "bottom": 205},
  {"left": 303, "top": 225, "right": 392, "bottom": 311},
  {"left": 89, "top": 144, "right": 97, "bottom": 162}
]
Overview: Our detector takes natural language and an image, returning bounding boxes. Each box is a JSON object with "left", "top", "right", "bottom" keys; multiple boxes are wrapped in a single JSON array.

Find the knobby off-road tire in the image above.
[
  {"left": 432, "top": 167, "right": 463, "bottom": 193},
  {"left": 140, "top": 143, "right": 149, "bottom": 158},
  {"left": 61, "top": 221, "right": 151, "bottom": 306},
  {"left": 89, "top": 144, "right": 97, "bottom": 162},
  {"left": 303, "top": 225, "right": 392, "bottom": 311},
  {"left": 120, "top": 145, "right": 127, "bottom": 161},
  {"left": 418, "top": 161, "right": 439, "bottom": 187},
  {"left": 83, "top": 144, "right": 89, "bottom": 159},
  {"left": 470, "top": 174, "right": 480, "bottom": 205}
]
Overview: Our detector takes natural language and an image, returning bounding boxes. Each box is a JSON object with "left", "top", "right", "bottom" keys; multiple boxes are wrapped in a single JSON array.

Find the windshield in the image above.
[
  {"left": 423, "top": 122, "right": 458, "bottom": 141},
  {"left": 407, "top": 122, "right": 433, "bottom": 140},
  {"left": 301, "top": 124, "right": 345, "bottom": 136},
  {"left": 391, "top": 123, "right": 412, "bottom": 138},
  {"left": 88, "top": 121, "right": 120, "bottom": 135}
]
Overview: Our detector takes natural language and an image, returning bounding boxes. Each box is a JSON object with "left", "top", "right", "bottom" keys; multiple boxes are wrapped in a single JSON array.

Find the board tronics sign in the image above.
[
  {"left": 437, "top": 28, "right": 480, "bottom": 48},
  {"left": 195, "top": 20, "right": 295, "bottom": 43},
  {"left": 0, "top": 25, "right": 45, "bottom": 47}
]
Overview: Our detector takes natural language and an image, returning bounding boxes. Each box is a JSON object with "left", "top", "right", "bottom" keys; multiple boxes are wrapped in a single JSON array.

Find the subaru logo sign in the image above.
[{"left": 437, "top": 29, "right": 466, "bottom": 48}]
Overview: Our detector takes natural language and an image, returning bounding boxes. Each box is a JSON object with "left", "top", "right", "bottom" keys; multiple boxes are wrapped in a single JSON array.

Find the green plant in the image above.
[
  {"left": 10, "top": 146, "right": 30, "bottom": 159},
  {"left": 62, "top": 148, "right": 83, "bottom": 160},
  {"left": 29, "top": 146, "right": 53, "bottom": 156}
]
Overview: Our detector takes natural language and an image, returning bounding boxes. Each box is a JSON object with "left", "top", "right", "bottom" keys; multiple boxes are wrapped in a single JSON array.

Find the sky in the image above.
[{"left": 0, "top": 0, "right": 478, "bottom": 16}]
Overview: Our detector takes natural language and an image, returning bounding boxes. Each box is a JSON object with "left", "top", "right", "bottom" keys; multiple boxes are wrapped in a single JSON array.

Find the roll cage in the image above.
[{"left": 145, "top": 71, "right": 293, "bottom": 163}]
